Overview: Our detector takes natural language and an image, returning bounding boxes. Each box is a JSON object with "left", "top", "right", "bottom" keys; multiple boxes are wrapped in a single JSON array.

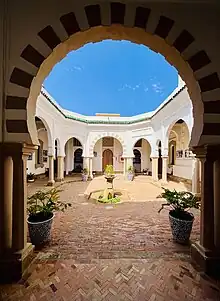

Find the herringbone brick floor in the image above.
[{"left": 1, "top": 177, "right": 219, "bottom": 301}]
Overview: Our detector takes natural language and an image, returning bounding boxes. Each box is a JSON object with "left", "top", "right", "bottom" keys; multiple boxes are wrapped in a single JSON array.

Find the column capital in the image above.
[
  {"left": 22, "top": 144, "right": 38, "bottom": 157},
  {"left": 192, "top": 144, "right": 220, "bottom": 161},
  {"left": 150, "top": 156, "right": 159, "bottom": 159}
]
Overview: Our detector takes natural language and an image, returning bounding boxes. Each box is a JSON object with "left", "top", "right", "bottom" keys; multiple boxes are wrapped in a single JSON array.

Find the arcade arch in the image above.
[
  {"left": 92, "top": 136, "right": 124, "bottom": 174},
  {"left": 167, "top": 119, "right": 192, "bottom": 180},
  {"left": 64, "top": 137, "right": 83, "bottom": 175},
  {"left": 133, "top": 138, "right": 152, "bottom": 174}
]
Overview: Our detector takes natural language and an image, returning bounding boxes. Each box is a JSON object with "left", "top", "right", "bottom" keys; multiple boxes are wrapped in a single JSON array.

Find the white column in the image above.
[
  {"left": 192, "top": 157, "right": 200, "bottom": 195},
  {"left": 65, "top": 139, "right": 73, "bottom": 175},
  {"left": 162, "top": 157, "right": 168, "bottom": 183},
  {"left": 89, "top": 157, "right": 93, "bottom": 179},
  {"left": 151, "top": 157, "right": 158, "bottom": 181},
  {"left": 57, "top": 156, "right": 64, "bottom": 182},
  {"left": 83, "top": 157, "right": 89, "bottom": 170},
  {"left": 126, "top": 157, "right": 133, "bottom": 170},
  {"left": 123, "top": 158, "right": 127, "bottom": 176},
  {"left": 48, "top": 155, "right": 55, "bottom": 186}
]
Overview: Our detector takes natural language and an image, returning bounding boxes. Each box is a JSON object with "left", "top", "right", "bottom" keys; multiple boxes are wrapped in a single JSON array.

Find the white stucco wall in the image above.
[
  {"left": 173, "top": 158, "right": 193, "bottom": 180},
  {"left": 27, "top": 129, "right": 49, "bottom": 175},
  {"left": 93, "top": 139, "right": 102, "bottom": 172}
]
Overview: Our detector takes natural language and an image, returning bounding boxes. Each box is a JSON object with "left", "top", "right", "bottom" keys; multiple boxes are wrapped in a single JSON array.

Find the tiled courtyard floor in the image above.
[{"left": 1, "top": 176, "right": 220, "bottom": 301}]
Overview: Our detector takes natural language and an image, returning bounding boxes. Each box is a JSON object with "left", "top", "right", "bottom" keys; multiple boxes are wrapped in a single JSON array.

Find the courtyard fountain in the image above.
[{"left": 97, "top": 165, "right": 120, "bottom": 203}]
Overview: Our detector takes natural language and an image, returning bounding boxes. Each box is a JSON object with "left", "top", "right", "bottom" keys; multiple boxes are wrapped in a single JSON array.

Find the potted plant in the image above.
[
  {"left": 82, "top": 168, "right": 89, "bottom": 182},
  {"left": 127, "top": 166, "right": 134, "bottom": 181},
  {"left": 143, "top": 168, "right": 149, "bottom": 176},
  {"left": 158, "top": 188, "right": 200, "bottom": 244},
  {"left": 27, "top": 173, "right": 35, "bottom": 183},
  {"left": 27, "top": 188, "right": 71, "bottom": 245}
]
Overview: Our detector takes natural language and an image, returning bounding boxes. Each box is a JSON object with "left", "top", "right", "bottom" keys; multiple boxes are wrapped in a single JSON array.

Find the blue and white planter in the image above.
[
  {"left": 127, "top": 173, "right": 134, "bottom": 181},
  {"left": 27, "top": 214, "right": 54, "bottom": 246},
  {"left": 169, "top": 210, "right": 194, "bottom": 244},
  {"left": 82, "top": 174, "right": 88, "bottom": 182}
]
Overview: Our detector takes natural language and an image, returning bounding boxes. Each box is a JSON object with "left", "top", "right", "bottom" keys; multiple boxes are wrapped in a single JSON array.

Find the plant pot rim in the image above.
[
  {"left": 27, "top": 213, "right": 54, "bottom": 225},
  {"left": 169, "top": 210, "right": 194, "bottom": 222}
]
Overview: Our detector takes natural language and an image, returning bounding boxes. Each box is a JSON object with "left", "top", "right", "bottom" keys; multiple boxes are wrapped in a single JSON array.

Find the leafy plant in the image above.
[
  {"left": 157, "top": 188, "right": 200, "bottom": 218},
  {"left": 127, "top": 166, "right": 134, "bottom": 174},
  {"left": 105, "top": 165, "right": 114, "bottom": 176},
  {"left": 27, "top": 188, "right": 71, "bottom": 222},
  {"left": 98, "top": 193, "right": 120, "bottom": 204},
  {"left": 27, "top": 173, "right": 35, "bottom": 180},
  {"left": 82, "top": 168, "right": 88, "bottom": 175}
]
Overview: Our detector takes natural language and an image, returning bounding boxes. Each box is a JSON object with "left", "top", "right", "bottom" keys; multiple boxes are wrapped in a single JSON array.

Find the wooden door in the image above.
[{"left": 102, "top": 149, "right": 113, "bottom": 171}]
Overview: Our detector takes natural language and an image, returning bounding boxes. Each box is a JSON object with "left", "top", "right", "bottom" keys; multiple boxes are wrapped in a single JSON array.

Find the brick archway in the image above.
[{"left": 6, "top": 3, "right": 219, "bottom": 148}]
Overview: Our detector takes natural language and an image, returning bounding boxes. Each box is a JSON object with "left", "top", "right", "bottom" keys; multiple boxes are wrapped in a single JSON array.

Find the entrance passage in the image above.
[
  {"left": 102, "top": 149, "right": 113, "bottom": 171},
  {"left": 133, "top": 149, "right": 141, "bottom": 173},
  {"left": 74, "top": 148, "right": 83, "bottom": 172},
  {"left": 158, "top": 141, "right": 162, "bottom": 179}
]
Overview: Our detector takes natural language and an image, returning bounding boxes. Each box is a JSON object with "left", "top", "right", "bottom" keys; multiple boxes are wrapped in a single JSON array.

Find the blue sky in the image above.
[{"left": 44, "top": 40, "right": 178, "bottom": 116}]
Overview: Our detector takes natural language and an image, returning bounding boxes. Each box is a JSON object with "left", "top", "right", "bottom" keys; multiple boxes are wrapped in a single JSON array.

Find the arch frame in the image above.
[
  {"left": 90, "top": 132, "right": 126, "bottom": 157},
  {"left": 7, "top": 2, "right": 217, "bottom": 148},
  {"left": 35, "top": 115, "right": 53, "bottom": 150},
  {"left": 164, "top": 118, "right": 191, "bottom": 154},
  {"left": 131, "top": 137, "right": 152, "bottom": 158}
]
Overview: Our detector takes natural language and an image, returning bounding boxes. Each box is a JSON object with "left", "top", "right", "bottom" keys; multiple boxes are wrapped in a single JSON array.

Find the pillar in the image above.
[
  {"left": 162, "top": 156, "right": 168, "bottom": 183},
  {"left": 214, "top": 159, "right": 220, "bottom": 251},
  {"left": 151, "top": 157, "right": 158, "bottom": 181},
  {"left": 123, "top": 158, "right": 127, "bottom": 176},
  {"left": 47, "top": 155, "right": 55, "bottom": 186},
  {"left": 83, "top": 157, "right": 93, "bottom": 179},
  {"left": 3, "top": 156, "right": 13, "bottom": 250},
  {"left": 65, "top": 139, "right": 73, "bottom": 175},
  {"left": 192, "top": 157, "right": 200, "bottom": 195},
  {"left": 126, "top": 157, "right": 133, "bottom": 171},
  {"left": 191, "top": 145, "right": 220, "bottom": 278},
  {"left": 56, "top": 156, "right": 64, "bottom": 182},
  {"left": 0, "top": 143, "right": 37, "bottom": 283},
  {"left": 89, "top": 157, "right": 93, "bottom": 179},
  {"left": 83, "top": 157, "right": 90, "bottom": 170}
]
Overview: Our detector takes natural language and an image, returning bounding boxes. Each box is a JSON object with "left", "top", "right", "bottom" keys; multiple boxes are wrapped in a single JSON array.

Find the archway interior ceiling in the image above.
[{"left": 6, "top": 2, "right": 220, "bottom": 146}]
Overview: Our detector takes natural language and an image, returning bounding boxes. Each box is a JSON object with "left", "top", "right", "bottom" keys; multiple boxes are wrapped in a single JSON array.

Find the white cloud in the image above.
[
  {"left": 152, "top": 82, "right": 164, "bottom": 94},
  {"left": 64, "top": 65, "right": 83, "bottom": 72},
  {"left": 118, "top": 82, "right": 149, "bottom": 92},
  {"left": 73, "top": 66, "right": 83, "bottom": 71}
]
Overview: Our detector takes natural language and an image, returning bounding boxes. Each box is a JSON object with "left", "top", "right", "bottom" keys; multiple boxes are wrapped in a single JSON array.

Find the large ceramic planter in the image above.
[
  {"left": 27, "top": 179, "right": 35, "bottom": 183},
  {"left": 127, "top": 173, "right": 134, "bottom": 181},
  {"left": 27, "top": 213, "right": 54, "bottom": 245},
  {"left": 82, "top": 174, "right": 88, "bottom": 182},
  {"left": 169, "top": 210, "right": 194, "bottom": 244}
]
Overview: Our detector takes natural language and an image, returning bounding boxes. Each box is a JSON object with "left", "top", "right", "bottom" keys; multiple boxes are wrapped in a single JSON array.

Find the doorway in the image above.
[
  {"left": 102, "top": 149, "right": 113, "bottom": 171},
  {"left": 74, "top": 148, "right": 83, "bottom": 172},
  {"left": 133, "top": 149, "right": 141, "bottom": 173},
  {"left": 158, "top": 141, "right": 162, "bottom": 179}
]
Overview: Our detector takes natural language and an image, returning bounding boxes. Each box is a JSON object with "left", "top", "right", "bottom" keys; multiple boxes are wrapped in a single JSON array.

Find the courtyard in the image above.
[{"left": 1, "top": 176, "right": 219, "bottom": 301}]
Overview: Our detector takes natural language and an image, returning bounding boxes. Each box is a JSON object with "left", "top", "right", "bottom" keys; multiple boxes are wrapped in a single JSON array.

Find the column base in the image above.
[
  {"left": 0, "top": 243, "right": 34, "bottom": 283},
  {"left": 56, "top": 178, "right": 64, "bottom": 182},
  {"left": 191, "top": 242, "right": 220, "bottom": 278},
  {"left": 47, "top": 180, "right": 55, "bottom": 186}
]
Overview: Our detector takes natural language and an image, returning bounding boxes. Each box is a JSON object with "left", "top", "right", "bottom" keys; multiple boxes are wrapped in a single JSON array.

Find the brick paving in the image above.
[{"left": 1, "top": 176, "right": 220, "bottom": 301}]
